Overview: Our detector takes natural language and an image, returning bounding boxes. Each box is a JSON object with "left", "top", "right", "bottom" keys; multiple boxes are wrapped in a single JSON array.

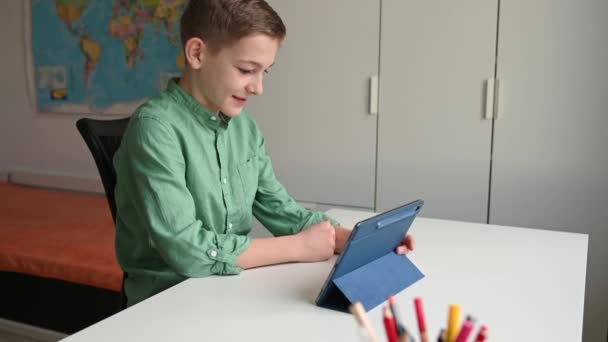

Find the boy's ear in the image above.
[{"left": 184, "top": 37, "right": 206, "bottom": 69}]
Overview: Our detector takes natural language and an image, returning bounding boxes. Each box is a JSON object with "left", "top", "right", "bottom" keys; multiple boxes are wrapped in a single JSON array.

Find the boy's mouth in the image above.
[{"left": 232, "top": 95, "right": 247, "bottom": 105}]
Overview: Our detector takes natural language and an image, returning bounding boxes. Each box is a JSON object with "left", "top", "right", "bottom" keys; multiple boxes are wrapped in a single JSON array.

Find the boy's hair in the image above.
[{"left": 180, "top": 0, "right": 286, "bottom": 54}]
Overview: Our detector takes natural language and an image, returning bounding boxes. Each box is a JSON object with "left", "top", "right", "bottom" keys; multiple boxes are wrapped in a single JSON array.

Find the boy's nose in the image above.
[{"left": 247, "top": 76, "right": 263, "bottom": 96}]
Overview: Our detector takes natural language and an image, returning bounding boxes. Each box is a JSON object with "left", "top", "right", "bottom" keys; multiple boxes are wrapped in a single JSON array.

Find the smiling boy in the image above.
[{"left": 113, "top": 0, "right": 414, "bottom": 306}]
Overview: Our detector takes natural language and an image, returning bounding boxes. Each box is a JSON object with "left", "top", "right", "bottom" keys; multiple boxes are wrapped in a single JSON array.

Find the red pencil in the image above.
[
  {"left": 383, "top": 306, "right": 399, "bottom": 342},
  {"left": 388, "top": 296, "right": 407, "bottom": 336},
  {"left": 455, "top": 316, "right": 475, "bottom": 342},
  {"left": 414, "top": 297, "right": 428, "bottom": 342},
  {"left": 473, "top": 325, "right": 488, "bottom": 342}
]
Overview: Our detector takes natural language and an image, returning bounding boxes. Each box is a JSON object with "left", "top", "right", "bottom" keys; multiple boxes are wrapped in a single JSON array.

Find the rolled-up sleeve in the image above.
[
  {"left": 124, "top": 117, "right": 251, "bottom": 276},
  {"left": 251, "top": 135, "right": 339, "bottom": 236}
]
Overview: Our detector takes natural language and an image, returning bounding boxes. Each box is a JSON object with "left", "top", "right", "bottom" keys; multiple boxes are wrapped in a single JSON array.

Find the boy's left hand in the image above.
[{"left": 333, "top": 226, "right": 415, "bottom": 255}]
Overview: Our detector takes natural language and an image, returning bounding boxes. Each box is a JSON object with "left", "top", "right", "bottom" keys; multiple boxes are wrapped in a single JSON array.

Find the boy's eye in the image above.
[
  {"left": 237, "top": 67, "right": 271, "bottom": 75},
  {"left": 238, "top": 68, "right": 254, "bottom": 74}
]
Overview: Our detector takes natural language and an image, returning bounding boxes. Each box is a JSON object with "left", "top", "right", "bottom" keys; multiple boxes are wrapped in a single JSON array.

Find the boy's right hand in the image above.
[{"left": 295, "top": 220, "right": 336, "bottom": 262}]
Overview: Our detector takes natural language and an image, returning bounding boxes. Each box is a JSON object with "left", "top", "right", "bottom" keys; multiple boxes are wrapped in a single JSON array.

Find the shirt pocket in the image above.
[{"left": 236, "top": 155, "right": 259, "bottom": 207}]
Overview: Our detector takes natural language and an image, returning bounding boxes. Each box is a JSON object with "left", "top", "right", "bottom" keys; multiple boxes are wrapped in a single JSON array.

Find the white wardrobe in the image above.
[{"left": 248, "top": 1, "right": 608, "bottom": 340}]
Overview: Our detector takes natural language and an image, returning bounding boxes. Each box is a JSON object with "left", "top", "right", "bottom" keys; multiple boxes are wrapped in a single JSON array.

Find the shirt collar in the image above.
[{"left": 166, "top": 78, "right": 232, "bottom": 130}]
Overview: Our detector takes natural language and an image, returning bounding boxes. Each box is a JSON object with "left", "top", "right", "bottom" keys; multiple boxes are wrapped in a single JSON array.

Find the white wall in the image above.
[{"left": 0, "top": 1, "right": 102, "bottom": 184}]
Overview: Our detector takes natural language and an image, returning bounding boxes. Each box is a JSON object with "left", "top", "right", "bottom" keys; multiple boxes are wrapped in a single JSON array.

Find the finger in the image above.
[
  {"left": 404, "top": 235, "right": 415, "bottom": 251},
  {"left": 395, "top": 246, "right": 407, "bottom": 255}
]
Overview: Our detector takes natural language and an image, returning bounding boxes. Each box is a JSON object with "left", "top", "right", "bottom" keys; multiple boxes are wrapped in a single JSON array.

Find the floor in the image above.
[{"left": 0, "top": 320, "right": 66, "bottom": 342}]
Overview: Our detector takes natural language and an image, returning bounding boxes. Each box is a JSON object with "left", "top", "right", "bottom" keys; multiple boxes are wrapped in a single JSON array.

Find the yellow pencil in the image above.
[
  {"left": 349, "top": 302, "right": 380, "bottom": 342},
  {"left": 446, "top": 304, "right": 461, "bottom": 342}
]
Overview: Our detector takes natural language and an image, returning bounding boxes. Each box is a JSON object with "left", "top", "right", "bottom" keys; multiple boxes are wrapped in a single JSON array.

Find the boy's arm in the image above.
[{"left": 237, "top": 220, "right": 336, "bottom": 269}]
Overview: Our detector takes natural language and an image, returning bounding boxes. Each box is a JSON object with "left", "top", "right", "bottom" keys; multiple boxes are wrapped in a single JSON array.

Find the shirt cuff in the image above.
[{"left": 207, "top": 234, "right": 252, "bottom": 275}]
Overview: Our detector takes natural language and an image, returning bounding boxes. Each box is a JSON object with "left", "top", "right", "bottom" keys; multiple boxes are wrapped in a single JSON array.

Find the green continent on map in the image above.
[
  {"left": 80, "top": 35, "right": 101, "bottom": 86},
  {"left": 54, "top": 0, "right": 90, "bottom": 34}
]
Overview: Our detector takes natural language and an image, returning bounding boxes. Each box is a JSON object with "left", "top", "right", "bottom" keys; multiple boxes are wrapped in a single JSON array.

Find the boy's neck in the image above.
[{"left": 178, "top": 71, "right": 219, "bottom": 115}]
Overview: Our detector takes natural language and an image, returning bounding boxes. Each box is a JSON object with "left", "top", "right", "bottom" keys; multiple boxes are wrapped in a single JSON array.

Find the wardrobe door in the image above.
[
  {"left": 491, "top": 1, "right": 608, "bottom": 340},
  {"left": 246, "top": 0, "right": 380, "bottom": 209},
  {"left": 377, "top": 0, "right": 498, "bottom": 222}
]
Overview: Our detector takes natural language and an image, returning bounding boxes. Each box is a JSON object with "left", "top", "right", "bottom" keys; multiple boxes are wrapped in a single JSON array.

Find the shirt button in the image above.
[
  {"left": 210, "top": 116, "right": 217, "bottom": 121},
  {"left": 228, "top": 223, "right": 233, "bottom": 229},
  {"left": 222, "top": 178, "right": 227, "bottom": 184},
  {"left": 209, "top": 250, "right": 218, "bottom": 258}
]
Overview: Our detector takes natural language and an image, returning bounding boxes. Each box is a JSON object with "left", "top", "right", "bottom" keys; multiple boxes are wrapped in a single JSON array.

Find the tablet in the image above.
[{"left": 315, "top": 200, "right": 425, "bottom": 312}]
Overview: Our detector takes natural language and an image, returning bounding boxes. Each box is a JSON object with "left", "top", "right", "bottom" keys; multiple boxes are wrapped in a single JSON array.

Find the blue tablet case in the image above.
[{"left": 315, "top": 200, "right": 425, "bottom": 313}]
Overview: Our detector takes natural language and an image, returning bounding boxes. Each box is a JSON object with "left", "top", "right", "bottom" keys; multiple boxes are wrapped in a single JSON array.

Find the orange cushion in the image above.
[{"left": 0, "top": 182, "right": 122, "bottom": 291}]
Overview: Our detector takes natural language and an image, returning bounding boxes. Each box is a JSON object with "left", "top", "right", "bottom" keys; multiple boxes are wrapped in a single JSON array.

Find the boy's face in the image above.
[{"left": 191, "top": 34, "right": 279, "bottom": 117}]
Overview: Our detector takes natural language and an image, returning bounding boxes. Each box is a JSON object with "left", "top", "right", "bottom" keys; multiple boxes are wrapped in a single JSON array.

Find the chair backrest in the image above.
[{"left": 76, "top": 117, "right": 130, "bottom": 223}]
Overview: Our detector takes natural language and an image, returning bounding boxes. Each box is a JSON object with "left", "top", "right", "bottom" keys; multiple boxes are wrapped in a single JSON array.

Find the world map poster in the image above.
[{"left": 29, "top": 0, "right": 188, "bottom": 114}]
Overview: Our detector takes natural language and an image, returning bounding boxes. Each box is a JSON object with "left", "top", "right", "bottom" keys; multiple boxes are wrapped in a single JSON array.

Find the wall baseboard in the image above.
[
  {"left": 0, "top": 318, "right": 67, "bottom": 342},
  {"left": 8, "top": 170, "right": 104, "bottom": 194}
]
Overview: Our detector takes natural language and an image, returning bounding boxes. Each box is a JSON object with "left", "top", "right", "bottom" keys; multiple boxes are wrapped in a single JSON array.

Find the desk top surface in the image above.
[{"left": 63, "top": 209, "right": 588, "bottom": 342}]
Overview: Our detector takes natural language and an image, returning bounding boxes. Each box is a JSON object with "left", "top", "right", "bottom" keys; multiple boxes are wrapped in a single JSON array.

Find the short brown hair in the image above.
[{"left": 180, "top": 0, "right": 286, "bottom": 54}]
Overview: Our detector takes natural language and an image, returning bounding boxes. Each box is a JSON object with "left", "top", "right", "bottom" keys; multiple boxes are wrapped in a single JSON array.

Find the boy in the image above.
[{"left": 113, "top": 0, "right": 414, "bottom": 306}]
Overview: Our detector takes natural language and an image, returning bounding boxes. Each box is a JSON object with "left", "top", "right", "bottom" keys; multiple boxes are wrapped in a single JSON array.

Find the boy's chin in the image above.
[{"left": 221, "top": 108, "right": 243, "bottom": 117}]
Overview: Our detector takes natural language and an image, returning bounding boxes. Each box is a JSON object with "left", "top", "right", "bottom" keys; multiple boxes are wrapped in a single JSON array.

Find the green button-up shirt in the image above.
[{"left": 114, "top": 79, "right": 337, "bottom": 306}]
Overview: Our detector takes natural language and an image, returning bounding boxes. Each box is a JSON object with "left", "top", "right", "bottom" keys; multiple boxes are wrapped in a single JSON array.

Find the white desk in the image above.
[{"left": 62, "top": 209, "right": 588, "bottom": 342}]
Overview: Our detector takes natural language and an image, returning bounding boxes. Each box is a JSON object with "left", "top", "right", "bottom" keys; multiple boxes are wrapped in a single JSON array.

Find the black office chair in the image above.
[
  {"left": 76, "top": 117, "right": 130, "bottom": 309},
  {"left": 76, "top": 117, "right": 129, "bottom": 222}
]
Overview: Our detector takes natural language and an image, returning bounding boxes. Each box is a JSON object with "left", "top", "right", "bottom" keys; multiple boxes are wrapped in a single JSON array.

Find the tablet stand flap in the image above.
[{"left": 332, "top": 252, "right": 424, "bottom": 311}]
